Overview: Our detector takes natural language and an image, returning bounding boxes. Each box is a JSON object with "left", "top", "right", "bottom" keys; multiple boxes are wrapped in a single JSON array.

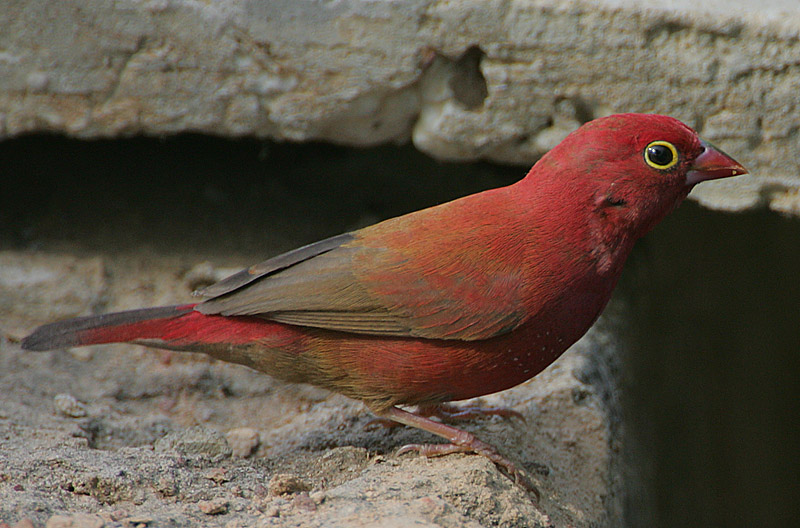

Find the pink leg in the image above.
[{"left": 375, "top": 406, "right": 538, "bottom": 498}]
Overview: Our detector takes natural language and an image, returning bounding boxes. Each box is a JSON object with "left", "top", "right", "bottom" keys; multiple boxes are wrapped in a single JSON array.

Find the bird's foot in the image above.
[
  {"left": 375, "top": 406, "right": 539, "bottom": 499},
  {"left": 420, "top": 402, "right": 526, "bottom": 423},
  {"left": 365, "top": 402, "right": 524, "bottom": 430}
]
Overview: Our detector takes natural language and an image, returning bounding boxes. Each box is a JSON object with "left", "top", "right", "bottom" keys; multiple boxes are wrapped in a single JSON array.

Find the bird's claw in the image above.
[{"left": 376, "top": 406, "right": 539, "bottom": 498}]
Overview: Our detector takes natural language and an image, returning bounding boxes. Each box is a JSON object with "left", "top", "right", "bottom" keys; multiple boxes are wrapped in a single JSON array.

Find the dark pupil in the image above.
[{"left": 648, "top": 145, "right": 673, "bottom": 166}]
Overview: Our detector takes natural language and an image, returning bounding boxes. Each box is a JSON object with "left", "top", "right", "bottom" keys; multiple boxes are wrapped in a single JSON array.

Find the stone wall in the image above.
[{"left": 2, "top": 0, "right": 799, "bottom": 213}]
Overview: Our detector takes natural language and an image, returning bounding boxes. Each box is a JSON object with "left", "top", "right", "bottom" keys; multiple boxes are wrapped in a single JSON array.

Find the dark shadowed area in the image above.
[
  {"left": 619, "top": 203, "right": 800, "bottom": 527},
  {"left": 1, "top": 135, "right": 797, "bottom": 527},
  {"left": 0, "top": 135, "right": 519, "bottom": 257}
]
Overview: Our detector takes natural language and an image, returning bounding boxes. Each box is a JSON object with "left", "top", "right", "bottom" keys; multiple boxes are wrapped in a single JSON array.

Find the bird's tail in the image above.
[
  {"left": 22, "top": 304, "right": 301, "bottom": 378},
  {"left": 21, "top": 304, "right": 198, "bottom": 351}
]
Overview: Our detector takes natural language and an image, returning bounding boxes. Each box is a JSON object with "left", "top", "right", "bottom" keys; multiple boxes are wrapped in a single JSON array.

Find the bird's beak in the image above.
[{"left": 686, "top": 140, "right": 748, "bottom": 186}]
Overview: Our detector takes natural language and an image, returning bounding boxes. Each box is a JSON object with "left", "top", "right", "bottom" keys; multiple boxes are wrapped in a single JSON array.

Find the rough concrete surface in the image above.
[
  {"left": 1, "top": 0, "right": 799, "bottom": 214},
  {"left": 0, "top": 250, "right": 618, "bottom": 527}
]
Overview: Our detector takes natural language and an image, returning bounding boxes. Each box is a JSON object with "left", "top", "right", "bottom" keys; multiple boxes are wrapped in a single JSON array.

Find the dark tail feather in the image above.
[{"left": 21, "top": 304, "right": 196, "bottom": 351}]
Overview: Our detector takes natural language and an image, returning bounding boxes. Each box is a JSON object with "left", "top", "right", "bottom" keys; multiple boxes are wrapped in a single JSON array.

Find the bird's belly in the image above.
[{"left": 299, "top": 316, "right": 591, "bottom": 408}]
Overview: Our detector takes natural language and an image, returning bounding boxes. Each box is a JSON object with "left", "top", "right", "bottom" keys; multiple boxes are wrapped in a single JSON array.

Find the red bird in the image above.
[{"left": 22, "top": 113, "right": 746, "bottom": 492}]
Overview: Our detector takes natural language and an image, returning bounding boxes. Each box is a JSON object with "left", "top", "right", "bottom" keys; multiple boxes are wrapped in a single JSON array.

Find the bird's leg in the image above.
[
  {"left": 364, "top": 402, "right": 524, "bottom": 430},
  {"left": 375, "top": 406, "right": 538, "bottom": 498}
]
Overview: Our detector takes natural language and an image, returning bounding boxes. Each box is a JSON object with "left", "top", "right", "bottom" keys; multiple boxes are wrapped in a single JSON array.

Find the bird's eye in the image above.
[{"left": 644, "top": 141, "right": 679, "bottom": 170}]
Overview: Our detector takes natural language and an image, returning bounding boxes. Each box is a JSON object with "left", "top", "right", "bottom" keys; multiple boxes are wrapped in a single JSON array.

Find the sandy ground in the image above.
[{"left": 0, "top": 249, "right": 617, "bottom": 527}]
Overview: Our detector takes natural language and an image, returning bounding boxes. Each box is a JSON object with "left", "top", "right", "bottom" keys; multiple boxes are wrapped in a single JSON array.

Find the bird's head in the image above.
[{"left": 527, "top": 113, "right": 747, "bottom": 242}]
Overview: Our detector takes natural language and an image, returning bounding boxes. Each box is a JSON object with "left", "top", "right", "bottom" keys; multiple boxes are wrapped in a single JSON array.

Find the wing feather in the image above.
[
  {"left": 194, "top": 233, "right": 355, "bottom": 298},
  {"left": 196, "top": 192, "right": 531, "bottom": 341}
]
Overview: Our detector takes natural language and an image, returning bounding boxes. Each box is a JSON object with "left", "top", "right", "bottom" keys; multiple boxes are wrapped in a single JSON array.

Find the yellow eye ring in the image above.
[{"left": 644, "top": 141, "right": 679, "bottom": 170}]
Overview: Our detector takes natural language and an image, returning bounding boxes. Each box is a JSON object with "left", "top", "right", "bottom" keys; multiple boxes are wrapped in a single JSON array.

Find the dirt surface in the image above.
[{"left": 0, "top": 249, "right": 616, "bottom": 527}]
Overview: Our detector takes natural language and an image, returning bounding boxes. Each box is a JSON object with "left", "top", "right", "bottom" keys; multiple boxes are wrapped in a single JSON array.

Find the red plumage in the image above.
[{"left": 22, "top": 114, "right": 747, "bottom": 493}]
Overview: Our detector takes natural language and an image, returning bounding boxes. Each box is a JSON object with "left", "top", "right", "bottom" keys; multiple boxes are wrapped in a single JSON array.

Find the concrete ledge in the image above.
[{"left": 2, "top": 0, "right": 799, "bottom": 213}]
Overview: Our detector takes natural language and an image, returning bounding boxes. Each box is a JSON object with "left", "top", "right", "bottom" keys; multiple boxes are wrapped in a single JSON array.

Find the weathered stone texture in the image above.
[{"left": 2, "top": 0, "right": 799, "bottom": 213}]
